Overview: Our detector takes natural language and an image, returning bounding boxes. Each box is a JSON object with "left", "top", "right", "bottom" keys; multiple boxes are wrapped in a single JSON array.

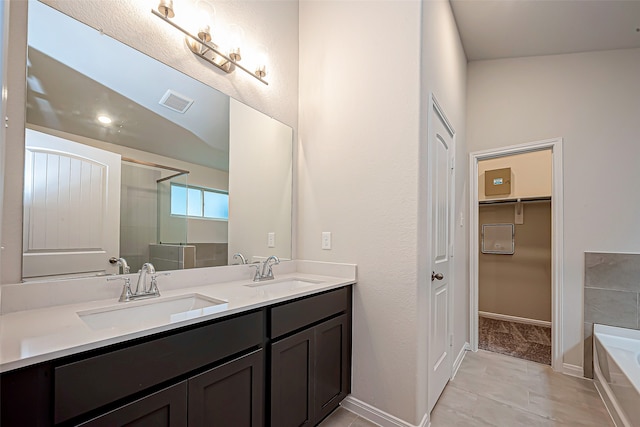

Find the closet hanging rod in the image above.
[{"left": 479, "top": 196, "right": 551, "bottom": 205}]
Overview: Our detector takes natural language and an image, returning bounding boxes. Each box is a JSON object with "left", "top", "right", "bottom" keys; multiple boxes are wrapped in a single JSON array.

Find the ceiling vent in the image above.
[{"left": 159, "top": 90, "right": 194, "bottom": 114}]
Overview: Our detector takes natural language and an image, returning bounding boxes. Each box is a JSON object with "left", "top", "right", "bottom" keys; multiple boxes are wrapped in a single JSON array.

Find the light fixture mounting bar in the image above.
[{"left": 151, "top": 9, "right": 269, "bottom": 85}]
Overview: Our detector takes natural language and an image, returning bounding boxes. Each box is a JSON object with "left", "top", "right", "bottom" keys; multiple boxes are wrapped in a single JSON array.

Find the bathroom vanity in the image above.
[{"left": 0, "top": 263, "right": 354, "bottom": 427}]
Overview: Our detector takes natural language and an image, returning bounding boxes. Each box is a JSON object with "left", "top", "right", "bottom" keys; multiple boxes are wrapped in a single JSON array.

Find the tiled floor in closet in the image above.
[{"left": 319, "top": 349, "right": 613, "bottom": 427}]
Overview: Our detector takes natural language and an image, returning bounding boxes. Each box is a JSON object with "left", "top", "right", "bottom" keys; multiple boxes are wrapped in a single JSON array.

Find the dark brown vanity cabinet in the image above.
[
  {"left": 188, "top": 349, "right": 264, "bottom": 427},
  {"left": 77, "top": 349, "right": 264, "bottom": 427},
  {"left": 77, "top": 381, "right": 188, "bottom": 427},
  {"left": 1, "top": 310, "right": 264, "bottom": 427},
  {"left": 0, "top": 285, "right": 352, "bottom": 427},
  {"left": 269, "top": 287, "right": 352, "bottom": 427}
]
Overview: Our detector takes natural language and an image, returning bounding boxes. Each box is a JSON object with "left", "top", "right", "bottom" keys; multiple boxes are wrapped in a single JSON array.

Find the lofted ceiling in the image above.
[
  {"left": 27, "top": 0, "right": 231, "bottom": 172},
  {"left": 450, "top": 0, "right": 640, "bottom": 61}
]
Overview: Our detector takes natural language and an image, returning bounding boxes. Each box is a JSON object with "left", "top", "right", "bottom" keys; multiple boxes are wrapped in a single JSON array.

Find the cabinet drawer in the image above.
[
  {"left": 270, "top": 287, "right": 350, "bottom": 339},
  {"left": 54, "top": 310, "right": 263, "bottom": 424}
]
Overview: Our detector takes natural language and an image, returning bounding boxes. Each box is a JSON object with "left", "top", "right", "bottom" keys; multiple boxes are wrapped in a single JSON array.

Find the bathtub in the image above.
[{"left": 593, "top": 324, "right": 640, "bottom": 427}]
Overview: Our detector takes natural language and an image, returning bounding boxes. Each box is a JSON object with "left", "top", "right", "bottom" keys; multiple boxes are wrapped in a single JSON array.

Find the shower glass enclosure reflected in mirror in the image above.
[{"left": 21, "top": 0, "right": 292, "bottom": 280}]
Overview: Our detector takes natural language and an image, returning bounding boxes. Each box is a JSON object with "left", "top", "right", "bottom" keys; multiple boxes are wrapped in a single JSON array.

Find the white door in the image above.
[
  {"left": 428, "top": 100, "right": 454, "bottom": 412},
  {"left": 23, "top": 129, "right": 121, "bottom": 278}
]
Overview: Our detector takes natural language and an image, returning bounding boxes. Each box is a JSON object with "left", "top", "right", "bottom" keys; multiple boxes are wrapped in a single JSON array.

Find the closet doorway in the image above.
[{"left": 469, "top": 138, "right": 564, "bottom": 371}]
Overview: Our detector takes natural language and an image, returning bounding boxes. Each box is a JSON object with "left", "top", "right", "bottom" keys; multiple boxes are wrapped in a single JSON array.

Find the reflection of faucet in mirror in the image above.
[
  {"left": 109, "top": 257, "right": 130, "bottom": 274},
  {"left": 232, "top": 253, "right": 247, "bottom": 265}
]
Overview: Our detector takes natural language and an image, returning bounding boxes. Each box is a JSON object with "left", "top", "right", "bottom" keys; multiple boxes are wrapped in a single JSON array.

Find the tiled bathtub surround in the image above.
[{"left": 584, "top": 252, "right": 640, "bottom": 378}]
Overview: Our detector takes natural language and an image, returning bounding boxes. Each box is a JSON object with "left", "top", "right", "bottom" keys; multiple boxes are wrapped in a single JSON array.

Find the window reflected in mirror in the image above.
[{"left": 22, "top": 0, "right": 292, "bottom": 281}]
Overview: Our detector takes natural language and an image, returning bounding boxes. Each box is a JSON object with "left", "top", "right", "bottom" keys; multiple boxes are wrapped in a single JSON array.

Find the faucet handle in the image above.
[
  {"left": 148, "top": 272, "right": 169, "bottom": 296},
  {"left": 248, "top": 264, "right": 261, "bottom": 281},
  {"left": 152, "top": 272, "right": 171, "bottom": 278},
  {"left": 107, "top": 276, "right": 133, "bottom": 302}
]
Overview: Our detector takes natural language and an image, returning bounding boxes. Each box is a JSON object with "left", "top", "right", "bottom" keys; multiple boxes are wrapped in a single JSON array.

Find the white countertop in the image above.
[{"left": 0, "top": 261, "right": 356, "bottom": 373}]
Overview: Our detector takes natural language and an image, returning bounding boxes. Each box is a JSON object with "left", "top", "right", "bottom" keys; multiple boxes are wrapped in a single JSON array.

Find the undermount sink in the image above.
[
  {"left": 78, "top": 293, "right": 228, "bottom": 331},
  {"left": 243, "top": 278, "right": 322, "bottom": 293}
]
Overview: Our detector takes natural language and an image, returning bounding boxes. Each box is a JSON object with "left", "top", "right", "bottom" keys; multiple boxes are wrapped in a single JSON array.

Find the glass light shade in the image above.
[{"left": 158, "top": 0, "right": 175, "bottom": 18}]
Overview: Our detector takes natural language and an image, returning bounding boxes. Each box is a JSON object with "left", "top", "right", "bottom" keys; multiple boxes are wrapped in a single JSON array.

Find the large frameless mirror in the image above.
[{"left": 22, "top": 0, "right": 292, "bottom": 280}]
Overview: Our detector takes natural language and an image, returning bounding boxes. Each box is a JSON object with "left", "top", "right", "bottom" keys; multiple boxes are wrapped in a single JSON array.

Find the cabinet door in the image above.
[
  {"left": 78, "top": 381, "right": 187, "bottom": 427},
  {"left": 271, "top": 328, "right": 315, "bottom": 427},
  {"left": 314, "top": 314, "right": 351, "bottom": 423},
  {"left": 188, "top": 349, "right": 263, "bottom": 427}
]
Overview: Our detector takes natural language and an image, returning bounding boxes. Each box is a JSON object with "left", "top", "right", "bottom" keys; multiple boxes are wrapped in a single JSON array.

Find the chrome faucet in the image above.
[
  {"left": 262, "top": 255, "right": 280, "bottom": 279},
  {"left": 249, "top": 256, "right": 280, "bottom": 282},
  {"left": 232, "top": 253, "right": 247, "bottom": 265},
  {"left": 109, "top": 256, "right": 130, "bottom": 274},
  {"left": 107, "top": 262, "right": 169, "bottom": 302},
  {"left": 136, "top": 262, "right": 156, "bottom": 294},
  {"left": 117, "top": 257, "right": 130, "bottom": 274}
]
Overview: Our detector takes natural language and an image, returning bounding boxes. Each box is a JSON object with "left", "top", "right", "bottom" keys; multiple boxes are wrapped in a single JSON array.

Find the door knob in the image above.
[{"left": 431, "top": 271, "right": 444, "bottom": 281}]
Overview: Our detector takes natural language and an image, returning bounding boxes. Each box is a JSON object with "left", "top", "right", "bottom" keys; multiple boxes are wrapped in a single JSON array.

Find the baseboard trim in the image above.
[
  {"left": 562, "top": 363, "right": 584, "bottom": 378},
  {"left": 452, "top": 342, "right": 470, "bottom": 379},
  {"left": 479, "top": 311, "right": 551, "bottom": 328},
  {"left": 341, "top": 396, "right": 429, "bottom": 427}
]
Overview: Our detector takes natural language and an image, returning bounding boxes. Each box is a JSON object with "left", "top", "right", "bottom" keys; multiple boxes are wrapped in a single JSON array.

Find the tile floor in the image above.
[
  {"left": 479, "top": 317, "right": 552, "bottom": 365},
  {"left": 318, "top": 350, "right": 613, "bottom": 427}
]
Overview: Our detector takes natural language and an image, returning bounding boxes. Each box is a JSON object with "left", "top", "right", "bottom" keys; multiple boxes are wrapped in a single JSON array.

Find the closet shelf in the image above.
[{"left": 479, "top": 196, "right": 551, "bottom": 205}]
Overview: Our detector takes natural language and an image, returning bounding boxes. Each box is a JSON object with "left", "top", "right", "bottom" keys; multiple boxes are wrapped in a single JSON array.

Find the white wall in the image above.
[
  {"left": 419, "top": 0, "right": 468, "bottom": 419},
  {"left": 467, "top": 48, "right": 640, "bottom": 368},
  {"left": 298, "top": 0, "right": 467, "bottom": 424},
  {"left": 299, "top": 1, "right": 421, "bottom": 422},
  {"left": 1, "top": 0, "right": 298, "bottom": 284}
]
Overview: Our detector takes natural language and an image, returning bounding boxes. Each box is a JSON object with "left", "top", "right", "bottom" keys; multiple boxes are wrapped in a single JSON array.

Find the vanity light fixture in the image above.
[{"left": 152, "top": 1, "right": 268, "bottom": 85}]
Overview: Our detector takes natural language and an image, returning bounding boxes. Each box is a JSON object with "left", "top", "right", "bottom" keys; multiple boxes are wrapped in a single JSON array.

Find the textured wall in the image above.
[
  {"left": 298, "top": 0, "right": 467, "bottom": 424},
  {"left": 298, "top": 2, "right": 422, "bottom": 421},
  {"left": 467, "top": 48, "right": 640, "bottom": 368},
  {"left": 583, "top": 252, "right": 640, "bottom": 378}
]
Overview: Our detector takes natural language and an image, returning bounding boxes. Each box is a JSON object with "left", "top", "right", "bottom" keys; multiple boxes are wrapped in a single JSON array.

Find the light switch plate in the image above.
[
  {"left": 322, "top": 232, "right": 332, "bottom": 250},
  {"left": 267, "top": 232, "right": 275, "bottom": 248}
]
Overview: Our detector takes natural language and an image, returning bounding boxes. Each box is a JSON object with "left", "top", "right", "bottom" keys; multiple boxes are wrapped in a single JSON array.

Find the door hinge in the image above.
[{"left": 449, "top": 334, "right": 453, "bottom": 347}]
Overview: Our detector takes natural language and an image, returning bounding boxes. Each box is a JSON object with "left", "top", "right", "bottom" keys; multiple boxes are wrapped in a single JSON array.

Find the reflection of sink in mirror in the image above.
[
  {"left": 78, "top": 294, "right": 228, "bottom": 330},
  {"left": 244, "top": 278, "right": 323, "bottom": 293}
]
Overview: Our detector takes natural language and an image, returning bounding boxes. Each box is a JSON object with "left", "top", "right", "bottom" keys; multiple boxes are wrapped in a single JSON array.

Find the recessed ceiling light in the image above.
[{"left": 97, "top": 115, "right": 112, "bottom": 124}]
